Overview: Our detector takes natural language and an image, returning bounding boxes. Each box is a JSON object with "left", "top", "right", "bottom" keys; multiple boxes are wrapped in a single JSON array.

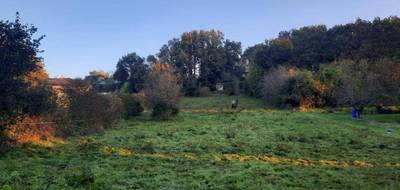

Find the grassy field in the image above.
[
  {"left": 1, "top": 96, "right": 400, "bottom": 189},
  {"left": 180, "top": 94, "right": 266, "bottom": 110}
]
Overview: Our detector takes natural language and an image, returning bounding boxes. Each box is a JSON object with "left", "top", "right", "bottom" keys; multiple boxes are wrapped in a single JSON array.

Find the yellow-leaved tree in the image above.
[{"left": 145, "top": 61, "right": 181, "bottom": 120}]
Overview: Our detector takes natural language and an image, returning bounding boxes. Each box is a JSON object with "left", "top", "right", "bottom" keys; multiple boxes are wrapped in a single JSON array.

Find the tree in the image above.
[
  {"left": 113, "top": 52, "right": 148, "bottom": 93},
  {"left": 128, "top": 61, "right": 148, "bottom": 93},
  {"left": 84, "top": 70, "right": 117, "bottom": 92},
  {"left": 316, "top": 64, "right": 341, "bottom": 106},
  {"left": 85, "top": 70, "right": 109, "bottom": 83},
  {"left": 245, "top": 16, "right": 400, "bottom": 97},
  {"left": 337, "top": 59, "right": 400, "bottom": 112},
  {"left": 145, "top": 63, "right": 181, "bottom": 120},
  {"left": 146, "top": 55, "right": 157, "bottom": 65},
  {"left": 261, "top": 66, "right": 292, "bottom": 107},
  {"left": 290, "top": 25, "right": 329, "bottom": 70},
  {"left": 243, "top": 44, "right": 265, "bottom": 97},
  {"left": 157, "top": 30, "right": 244, "bottom": 95},
  {"left": 0, "top": 14, "right": 53, "bottom": 150},
  {"left": 223, "top": 40, "right": 245, "bottom": 95},
  {"left": 116, "top": 93, "right": 144, "bottom": 118}
]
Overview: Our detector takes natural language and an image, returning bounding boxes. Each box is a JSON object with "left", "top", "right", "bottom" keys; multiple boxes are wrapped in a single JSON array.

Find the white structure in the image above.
[{"left": 216, "top": 83, "right": 224, "bottom": 92}]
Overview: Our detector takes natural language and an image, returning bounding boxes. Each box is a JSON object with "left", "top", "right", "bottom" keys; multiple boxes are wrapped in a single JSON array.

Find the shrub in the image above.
[
  {"left": 198, "top": 87, "right": 211, "bottom": 97},
  {"left": 5, "top": 115, "right": 57, "bottom": 146},
  {"left": 292, "top": 69, "right": 318, "bottom": 109},
  {"left": 223, "top": 80, "right": 240, "bottom": 96},
  {"left": 102, "top": 94, "right": 124, "bottom": 127},
  {"left": 261, "top": 66, "right": 339, "bottom": 109},
  {"left": 145, "top": 63, "right": 181, "bottom": 120},
  {"left": 151, "top": 103, "right": 180, "bottom": 120},
  {"left": 0, "top": 134, "right": 12, "bottom": 154},
  {"left": 140, "top": 140, "right": 155, "bottom": 153},
  {"left": 56, "top": 79, "right": 123, "bottom": 136},
  {"left": 315, "top": 64, "right": 341, "bottom": 106},
  {"left": 116, "top": 93, "right": 144, "bottom": 118},
  {"left": 261, "top": 66, "right": 292, "bottom": 107}
]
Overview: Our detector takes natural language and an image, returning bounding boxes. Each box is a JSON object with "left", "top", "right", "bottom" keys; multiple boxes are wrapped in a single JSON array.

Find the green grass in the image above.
[
  {"left": 1, "top": 96, "right": 400, "bottom": 189},
  {"left": 180, "top": 94, "right": 266, "bottom": 109}
]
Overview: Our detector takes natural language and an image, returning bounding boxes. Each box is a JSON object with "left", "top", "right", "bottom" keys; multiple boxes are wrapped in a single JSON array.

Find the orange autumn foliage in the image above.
[
  {"left": 22, "top": 62, "right": 49, "bottom": 88},
  {"left": 5, "top": 115, "right": 61, "bottom": 146}
]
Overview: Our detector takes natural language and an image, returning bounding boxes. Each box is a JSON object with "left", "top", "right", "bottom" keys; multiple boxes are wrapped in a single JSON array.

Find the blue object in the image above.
[
  {"left": 387, "top": 128, "right": 393, "bottom": 134},
  {"left": 351, "top": 110, "right": 358, "bottom": 118}
]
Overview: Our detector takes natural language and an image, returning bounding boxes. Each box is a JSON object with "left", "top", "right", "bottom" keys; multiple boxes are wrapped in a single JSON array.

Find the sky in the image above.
[{"left": 1, "top": 0, "right": 399, "bottom": 78}]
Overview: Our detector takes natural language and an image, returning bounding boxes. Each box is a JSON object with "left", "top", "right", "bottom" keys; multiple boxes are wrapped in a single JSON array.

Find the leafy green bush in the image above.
[
  {"left": 151, "top": 103, "right": 179, "bottom": 120},
  {"left": 116, "top": 93, "right": 144, "bottom": 118}
]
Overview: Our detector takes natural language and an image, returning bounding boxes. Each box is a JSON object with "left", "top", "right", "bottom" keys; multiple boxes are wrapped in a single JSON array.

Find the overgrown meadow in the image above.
[{"left": 1, "top": 96, "right": 399, "bottom": 189}]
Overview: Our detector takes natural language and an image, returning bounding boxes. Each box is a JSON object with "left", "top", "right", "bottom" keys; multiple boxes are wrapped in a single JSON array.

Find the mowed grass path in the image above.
[{"left": 1, "top": 96, "right": 400, "bottom": 189}]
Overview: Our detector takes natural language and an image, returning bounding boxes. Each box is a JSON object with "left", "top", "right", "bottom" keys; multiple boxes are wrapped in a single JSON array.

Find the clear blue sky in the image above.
[{"left": 1, "top": 0, "right": 399, "bottom": 78}]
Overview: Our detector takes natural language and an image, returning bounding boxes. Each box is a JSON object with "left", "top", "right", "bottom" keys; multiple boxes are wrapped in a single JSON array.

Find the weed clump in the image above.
[
  {"left": 78, "top": 137, "right": 103, "bottom": 152},
  {"left": 141, "top": 140, "right": 155, "bottom": 153},
  {"left": 64, "top": 166, "right": 95, "bottom": 188}
]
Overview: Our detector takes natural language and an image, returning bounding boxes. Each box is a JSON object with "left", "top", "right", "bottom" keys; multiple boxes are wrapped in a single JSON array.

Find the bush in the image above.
[
  {"left": 145, "top": 63, "right": 181, "bottom": 120},
  {"left": 198, "top": 87, "right": 211, "bottom": 97},
  {"left": 261, "top": 66, "right": 292, "bottom": 107},
  {"left": 151, "top": 103, "right": 179, "bottom": 120},
  {"left": 223, "top": 80, "right": 240, "bottom": 96},
  {"left": 56, "top": 79, "right": 123, "bottom": 136},
  {"left": 292, "top": 69, "right": 318, "bottom": 109},
  {"left": 140, "top": 139, "right": 155, "bottom": 153},
  {"left": 0, "top": 134, "right": 13, "bottom": 154},
  {"left": 116, "top": 93, "right": 144, "bottom": 118},
  {"left": 102, "top": 94, "right": 124, "bottom": 127},
  {"left": 261, "top": 66, "right": 341, "bottom": 109},
  {"left": 315, "top": 64, "right": 341, "bottom": 106},
  {"left": 5, "top": 115, "right": 57, "bottom": 146}
]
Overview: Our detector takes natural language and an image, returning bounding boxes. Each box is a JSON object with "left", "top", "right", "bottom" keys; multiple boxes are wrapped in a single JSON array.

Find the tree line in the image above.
[
  {"left": 243, "top": 16, "right": 400, "bottom": 110},
  {"left": 96, "top": 16, "right": 399, "bottom": 111}
]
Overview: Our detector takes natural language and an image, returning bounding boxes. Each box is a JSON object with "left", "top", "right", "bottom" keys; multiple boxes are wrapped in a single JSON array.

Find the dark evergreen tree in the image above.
[{"left": 113, "top": 52, "right": 148, "bottom": 93}]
